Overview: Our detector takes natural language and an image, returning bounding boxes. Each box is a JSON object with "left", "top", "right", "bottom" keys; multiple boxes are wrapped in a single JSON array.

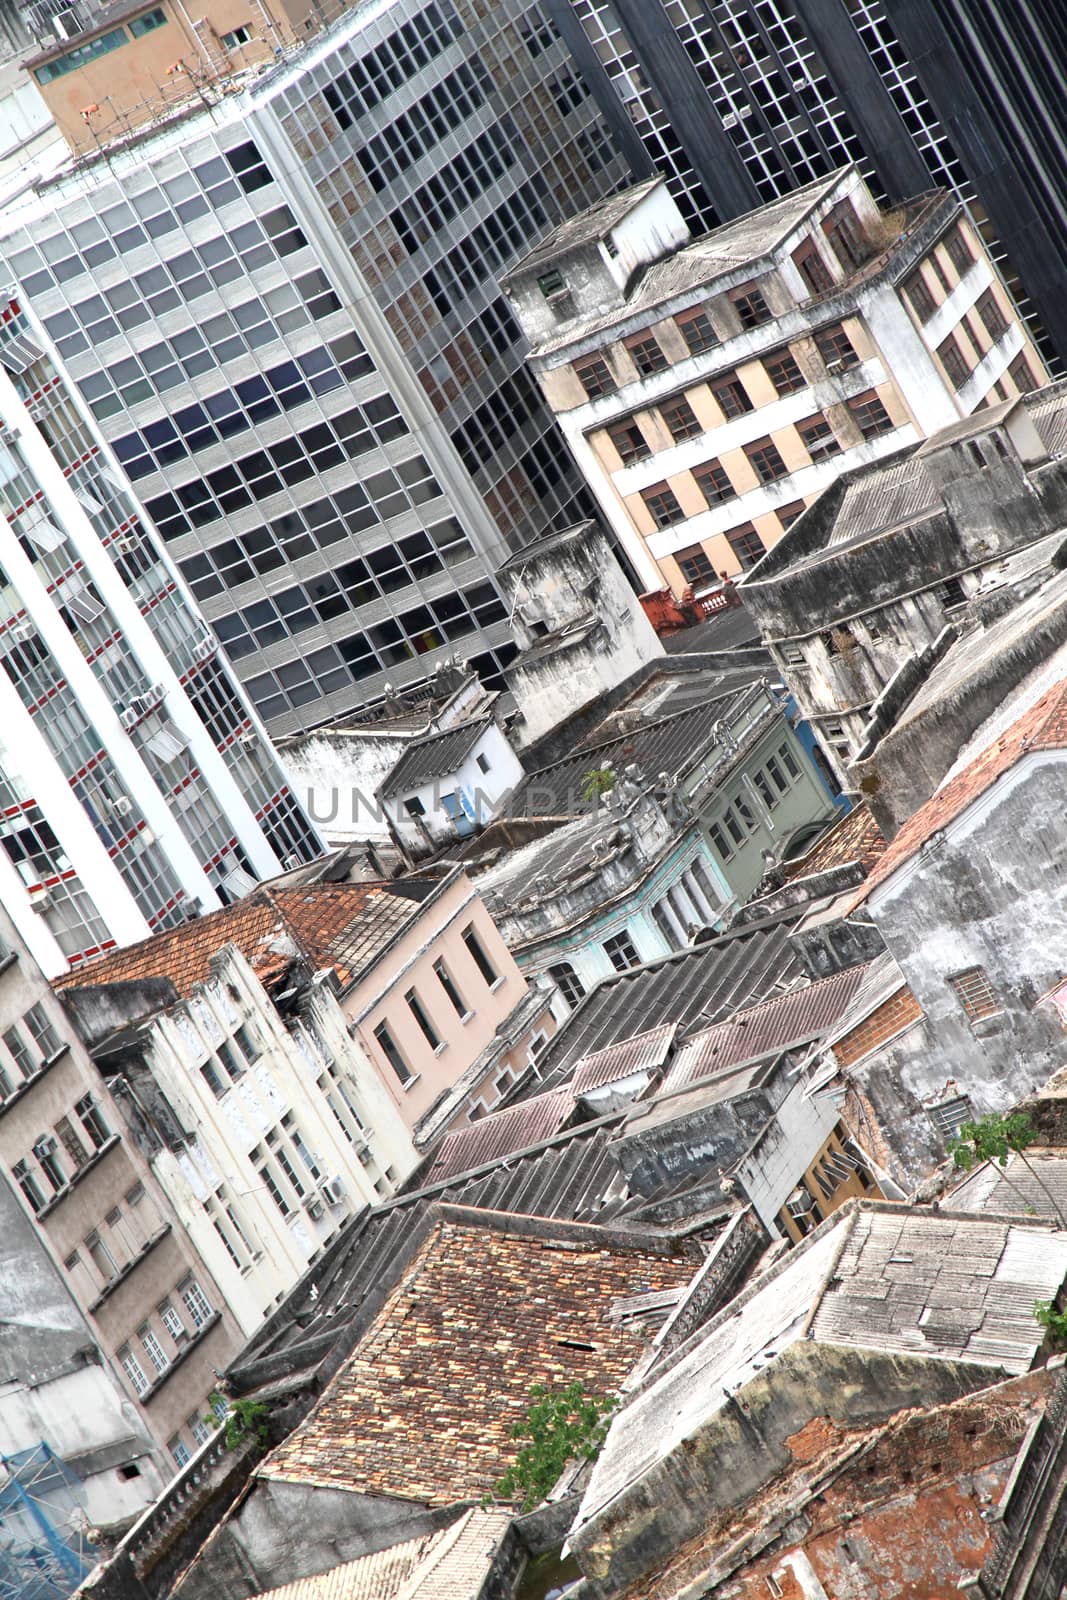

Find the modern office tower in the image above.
[
  {"left": 0, "top": 293, "right": 320, "bottom": 977},
  {"left": 549, "top": 0, "right": 1067, "bottom": 369},
  {"left": 503, "top": 168, "right": 1044, "bottom": 594},
  {"left": 0, "top": 0, "right": 632, "bottom": 736}
]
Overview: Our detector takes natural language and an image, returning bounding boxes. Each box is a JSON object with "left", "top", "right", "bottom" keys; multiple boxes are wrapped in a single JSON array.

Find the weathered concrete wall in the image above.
[{"left": 616, "top": 1079, "right": 784, "bottom": 1197}]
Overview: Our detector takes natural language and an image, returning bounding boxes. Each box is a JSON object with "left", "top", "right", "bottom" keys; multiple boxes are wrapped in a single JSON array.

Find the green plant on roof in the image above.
[
  {"left": 485, "top": 1381, "right": 619, "bottom": 1513},
  {"left": 580, "top": 768, "right": 615, "bottom": 804},
  {"left": 205, "top": 1392, "right": 271, "bottom": 1451},
  {"left": 949, "top": 1111, "right": 1067, "bottom": 1228},
  {"left": 1034, "top": 1299, "right": 1067, "bottom": 1349}
]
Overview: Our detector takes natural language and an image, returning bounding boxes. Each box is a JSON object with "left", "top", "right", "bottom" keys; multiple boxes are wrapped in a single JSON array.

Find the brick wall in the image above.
[{"left": 833, "top": 985, "right": 923, "bottom": 1067}]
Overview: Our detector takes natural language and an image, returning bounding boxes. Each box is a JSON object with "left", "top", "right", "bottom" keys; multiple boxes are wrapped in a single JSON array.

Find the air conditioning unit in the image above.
[
  {"left": 824, "top": 358, "right": 844, "bottom": 375},
  {"left": 119, "top": 706, "right": 140, "bottom": 730},
  {"left": 11, "top": 619, "right": 34, "bottom": 644},
  {"left": 304, "top": 1194, "right": 325, "bottom": 1221},
  {"left": 238, "top": 728, "right": 257, "bottom": 747},
  {"left": 128, "top": 684, "right": 165, "bottom": 717},
  {"left": 33, "top": 1135, "right": 56, "bottom": 1161},
  {"left": 282, "top": 853, "right": 301, "bottom": 871},
  {"left": 787, "top": 1186, "right": 814, "bottom": 1217},
  {"left": 320, "top": 1175, "right": 345, "bottom": 1206},
  {"left": 115, "top": 532, "right": 140, "bottom": 555},
  {"left": 113, "top": 795, "right": 133, "bottom": 817}
]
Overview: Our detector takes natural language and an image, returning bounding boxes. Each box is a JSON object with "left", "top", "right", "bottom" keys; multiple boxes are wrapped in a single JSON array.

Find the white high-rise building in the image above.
[{"left": 0, "top": 298, "right": 321, "bottom": 976}]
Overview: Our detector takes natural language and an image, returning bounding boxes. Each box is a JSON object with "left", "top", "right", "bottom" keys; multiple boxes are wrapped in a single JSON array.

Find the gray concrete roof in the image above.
[{"left": 501, "top": 179, "right": 663, "bottom": 279}]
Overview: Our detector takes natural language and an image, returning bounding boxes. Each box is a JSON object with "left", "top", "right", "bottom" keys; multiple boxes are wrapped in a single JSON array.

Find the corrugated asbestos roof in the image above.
[
  {"left": 54, "top": 881, "right": 425, "bottom": 996},
  {"left": 852, "top": 677, "right": 1067, "bottom": 906},
  {"left": 423, "top": 1091, "right": 578, "bottom": 1186},
  {"left": 262, "top": 1211, "right": 697, "bottom": 1505},
  {"left": 246, "top": 1510, "right": 513, "bottom": 1600},
  {"left": 660, "top": 964, "right": 871, "bottom": 1095},
  {"left": 827, "top": 456, "right": 939, "bottom": 549},
  {"left": 380, "top": 720, "right": 492, "bottom": 796},
  {"left": 571, "top": 1025, "right": 678, "bottom": 1096}
]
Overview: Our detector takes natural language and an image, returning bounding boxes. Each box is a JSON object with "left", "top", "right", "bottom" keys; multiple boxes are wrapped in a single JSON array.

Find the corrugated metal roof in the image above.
[
  {"left": 828, "top": 457, "right": 939, "bottom": 549},
  {"left": 423, "top": 1090, "right": 577, "bottom": 1186},
  {"left": 571, "top": 1025, "right": 678, "bottom": 1096},
  {"left": 660, "top": 964, "right": 871, "bottom": 1095},
  {"left": 950, "top": 1152, "right": 1067, "bottom": 1224},
  {"left": 380, "top": 721, "right": 491, "bottom": 796}
]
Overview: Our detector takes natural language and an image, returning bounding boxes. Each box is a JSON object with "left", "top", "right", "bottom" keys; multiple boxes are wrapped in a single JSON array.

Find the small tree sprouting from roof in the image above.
[
  {"left": 486, "top": 1381, "right": 618, "bottom": 1513},
  {"left": 580, "top": 768, "right": 615, "bottom": 804},
  {"left": 949, "top": 1112, "right": 1067, "bottom": 1229}
]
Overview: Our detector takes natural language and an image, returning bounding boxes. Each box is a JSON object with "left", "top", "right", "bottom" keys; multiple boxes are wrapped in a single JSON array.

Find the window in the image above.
[
  {"left": 373, "top": 1021, "right": 414, "bottom": 1086},
  {"left": 406, "top": 988, "right": 441, "bottom": 1050},
  {"left": 179, "top": 1277, "right": 214, "bottom": 1329},
  {"left": 626, "top": 332, "right": 668, "bottom": 376},
  {"left": 462, "top": 924, "right": 499, "bottom": 987},
  {"left": 677, "top": 545, "right": 716, "bottom": 587},
  {"left": 475, "top": 753, "right": 490, "bottom": 775},
  {"left": 190, "top": 1413, "right": 212, "bottom": 1445},
  {"left": 140, "top": 1324, "right": 169, "bottom": 1375},
  {"left": 160, "top": 1303, "right": 185, "bottom": 1342},
  {"left": 793, "top": 240, "right": 833, "bottom": 295},
  {"left": 75, "top": 1093, "right": 110, "bottom": 1150},
  {"left": 434, "top": 959, "right": 467, "bottom": 1018},
  {"left": 903, "top": 270, "right": 937, "bottom": 322},
  {"left": 693, "top": 460, "right": 732, "bottom": 505},
  {"left": 941, "top": 576, "right": 967, "bottom": 608},
  {"left": 815, "top": 324, "right": 860, "bottom": 372},
  {"left": 2, "top": 1025, "right": 34, "bottom": 1083},
  {"left": 129, "top": 6, "right": 166, "bottom": 32},
  {"left": 727, "top": 524, "right": 766, "bottom": 570},
  {"left": 603, "top": 932, "right": 640, "bottom": 972},
  {"left": 730, "top": 284, "right": 771, "bottom": 328},
  {"left": 403, "top": 796, "right": 426, "bottom": 818},
  {"left": 976, "top": 288, "right": 1008, "bottom": 343},
  {"left": 798, "top": 414, "right": 841, "bottom": 462},
  {"left": 607, "top": 418, "right": 649, "bottom": 464},
  {"left": 848, "top": 391, "right": 895, "bottom": 439},
  {"left": 1008, "top": 353, "right": 1038, "bottom": 395},
  {"left": 35, "top": 1138, "right": 66, "bottom": 1193},
  {"left": 709, "top": 822, "right": 733, "bottom": 862},
  {"left": 119, "top": 1347, "right": 149, "bottom": 1397},
  {"left": 945, "top": 226, "right": 973, "bottom": 276},
  {"left": 765, "top": 754, "right": 790, "bottom": 794},
  {"left": 13, "top": 1159, "right": 45, "bottom": 1214},
  {"left": 822, "top": 202, "right": 866, "bottom": 270},
  {"left": 170, "top": 1437, "right": 191, "bottom": 1468},
  {"left": 948, "top": 967, "right": 1000, "bottom": 1024},
  {"left": 220, "top": 24, "right": 252, "bottom": 47},
  {"left": 548, "top": 962, "right": 584, "bottom": 1009},
  {"left": 765, "top": 349, "right": 806, "bottom": 396},
  {"left": 676, "top": 306, "right": 717, "bottom": 355},
  {"left": 927, "top": 1093, "right": 975, "bottom": 1139},
  {"left": 641, "top": 483, "right": 686, "bottom": 529},
  {"left": 661, "top": 397, "right": 702, "bottom": 442},
  {"left": 25, "top": 1005, "right": 60, "bottom": 1060},
  {"left": 937, "top": 333, "right": 970, "bottom": 391},
  {"left": 745, "top": 438, "right": 789, "bottom": 484},
  {"left": 575, "top": 356, "right": 615, "bottom": 400},
  {"left": 778, "top": 501, "right": 805, "bottom": 531},
  {"left": 201, "top": 1060, "right": 226, "bottom": 1098},
  {"left": 712, "top": 376, "right": 752, "bottom": 419},
  {"left": 86, "top": 1231, "right": 117, "bottom": 1281},
  {"left": 537, "top": 269, "right": 564, "bottom": 298}
]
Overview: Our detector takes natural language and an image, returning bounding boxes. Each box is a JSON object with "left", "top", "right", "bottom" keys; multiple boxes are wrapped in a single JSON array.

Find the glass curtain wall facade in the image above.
[
  {"left": 0, "top": 0, "right": 631, "bottom": 735},
  {"left": 0, "top": 298, "right": 320, "bottom": 977},
  {"left": 555, "top": 0, "right": 1057, "bottom": 368}
]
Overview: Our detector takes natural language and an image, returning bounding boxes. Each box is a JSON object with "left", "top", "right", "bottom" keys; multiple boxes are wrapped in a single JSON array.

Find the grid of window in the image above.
[
  {"left": 179, "top": 1277, "right": 214, "bottom": 1329},
  {"left": 693, "top": 460, "right": 733, "bottom": 506},
  {"left": 641, "top": 483, "right": 686, "bottom": 529},
  {"left": 745, "top": 438, "right": 789, "bottom": 484},
  {"left": 903, "top": 270, "right": 938, "bottom": 322},
  {"left": 603, "top": 932, "right": 640, "bottom": 972},
  {"left": 626, "top": 332, "right": 668, "bottom": 376},
  {"left": 675, "top": 306, "right": 718, "bottom": 355},
  {"left": 815, "top": 324, "right": 860, "bottom": 371},
  {"left": 548, "top": 961, "right": 584, "bottom": 1009},
  {"left": 730, "top": 285, "right": 771, "bottom": 328},
  {"left": 373, "top": 1020, "right": 414, "bottom": 1087},
  {"left": 661, "top": 396, "right": 703, "bottom": 442},
  {"left": 727, "top": 524, "right": 766, "bottom": 570},
  {"left": 575, "top": 355, "right": 616, "bottom": 399},
  {"left": 607, "top": 418, "right": 650, "bottom": 464},
  {"left": 321, "top": 1, "right": 461, "bottom": 129},
  {"left": 975, "top": 288, "right": 1009, "bottom": 343},
  {"left": 848, "top": 391, "right": 895, "bottom": 439},
  {"left": 798, "top": 414, "right": 842, "bottom": 462},
  {"left": 765, "top": 349, "right": 806, "bottom": 396},
  {"left": 677, "top": 545, "right": 716, "bottom": 586},
  {"left": 948, "top": 967, "right": 1001, "bottom": 1023},
  {"left": 353, "top": 59, "right": 491, "bottom": 192},
  {"left": 945, "top": 226, "right": 973, "bottom": 277},
  {"left": 712, "top": 375, "right": 752, "bottom": 418}
]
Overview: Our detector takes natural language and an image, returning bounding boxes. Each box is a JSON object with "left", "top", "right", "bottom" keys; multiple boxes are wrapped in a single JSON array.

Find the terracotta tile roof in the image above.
[
  {"left": 781, "top": 803, "right": 886, "bottom": 882},
  {"left": 423, "top": 1091, "right": 577, "bottom": 1186},
  {"left": 262, "top": 1208, "right": 696, "bottom": 1506},
  {"left": 851, "top": 677, "right": 1067, "bottom": 908},
  {"left": 54, "top": 882, "right": 423, "bottom": 997},
  {"left": 246, "top": 1509, "right": 513, "bottom": 1600},
  {"left": 660, "top": 965, "right": 872, "bottom": 1095}
]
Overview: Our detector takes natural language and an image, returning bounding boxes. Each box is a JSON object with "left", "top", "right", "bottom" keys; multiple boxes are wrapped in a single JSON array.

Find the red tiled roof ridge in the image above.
[{"left": 851, "top": 675, "right": 1067, "bottom": 908}]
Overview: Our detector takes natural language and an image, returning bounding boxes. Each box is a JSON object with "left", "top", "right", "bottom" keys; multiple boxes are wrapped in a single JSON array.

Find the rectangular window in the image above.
[
  {"left": 693, "top": 460, "right": 732, "bottom": 505},
  {"left": 745, "top": 437, "right": 789, "bottom": 484},
  {"left": 822, "top": 202, "right": 866, "bottom": 270},
  {"left": 170, "top": 1437, "right": 191, "bottom": 1469},
  {"left": 607, "top": 417, "right": 649, "bottom": 464},
  {"left": 625, "top": 332, "right": 668, "bottom": 376},
  {"left": 603, "top": 932, "right": 640, "bottom": 972},
  {"left": 676, "top": 545, "right": 716, "bottom": 587},
  {"left": 949, "top": 967, "right": 1001, "bottom": 1023},
  {"left": 462, "top": 924, "right": 499, "bottom": 987},
  {"left": 201, "top": 1060, "right": 226, "bottom": 1098},
  {"left": 220, "top": 24, "right": 252, "bottom": 47},
  {"left": 765, "top": 349, "right": 806, "bottom": 396},
  {"left": 903, "top": 270, "right": 938, "bottom": 322},
  {"left": 120, "top": 1346, "right": 149, "bottom": 1397},
  {"left": 433, "top": 959, "right": 467, "bottom": 1017},
  {"left": 373, "top": 1020, "right": 414, "bottom": 1086},
  {"left": 945, "top": 226, "right": 973, "bottom": 276},
  {"left": 730, "top": 284, "right": 771, "bottom": 328},
  {"left": 1008, "top": 352, "right": 1037, "bottom": 395},
  {"left": 798, "top": 414, "right": 842, "bottom": 463},
  {"left": 793, "top": 240, "right": 833, "bottom": 296},
  {"left": 13, "top": 1159, "right": 45, "bottom": 1214},
  {"left": 179, "top": 1277, "right": 214, "bottom": 1329},
  {"left": 661, "top": 396, "right": 702, "bottom": 442},
  {"left": 815, "top": 324, "right": 860, "bottom": 371},
  {"left": 24, "top": 1005, "right": 60, "bottom": 1060},
  {"left": 36, "top": 1139, "right": 66, "bottom": 1194},
  {"left": 927, "top": 1093, "right": 975, "bottom": 1139},
  {"left": 129, "top": 7, "right": 166, "bottom": 34},
  {"left": 727, "top": 524, "right": 766, "bottom": 571},
  {"left": 406, "top": 988, "right": 441, "bottom": 1050},
  {"left": 2, "top": 1025, "right": 33, "bottom": 1083},
  {"left": 641, "top": 482, "right": 686, "bottom": 528},
  {"left": 778, "top": 743, "right": 801, "bottom": 779},
  {"left": 711, "top": 376, "right": 752, "bottom": 419},
  {"left": 548, "top": 962, "right": 584, "bottom": 1009},
  {"left": 140, "top": 1325, "right": 169, "bottom": 1375},
  {"left": 160, "top": 1303, "right": 185, "bottom": 1342},
  {"left": 537, "top": 269, "right": 564, "bottom": 298},
  {"left": 75, "top": 1093, "right": 110, "bottom": 1150},
  {"left": 86, "top": 1230, "right": 117, "bottom": 1280},
  {"left": 676, "top": 306, "right": 718, "bottom": 355},
  {"left": 778, "top": 501, "right": 806, "bottom": 531},
  {"left": 976, "top": 288, "right": 1008, "bottom": 343},
  {"left": 848, "top": 391, "right": 895, "bottom": 439},
  {"left": 765, "top": 755, "right": 789, "bottom": 794},
  {"left": 709, "top": 822, "right": 733, "bottom": 861},
  {"left": 937, "top": 332, "right": 971, "bottom": 391},
  {"left": 575, "top": 356, "right": 615, "bottom": 400}
]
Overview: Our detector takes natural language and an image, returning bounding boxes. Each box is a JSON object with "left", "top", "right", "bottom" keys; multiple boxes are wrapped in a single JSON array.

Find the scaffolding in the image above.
[{"left": 0, "top": 1444, "right": 93, "bottom": 1600}]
